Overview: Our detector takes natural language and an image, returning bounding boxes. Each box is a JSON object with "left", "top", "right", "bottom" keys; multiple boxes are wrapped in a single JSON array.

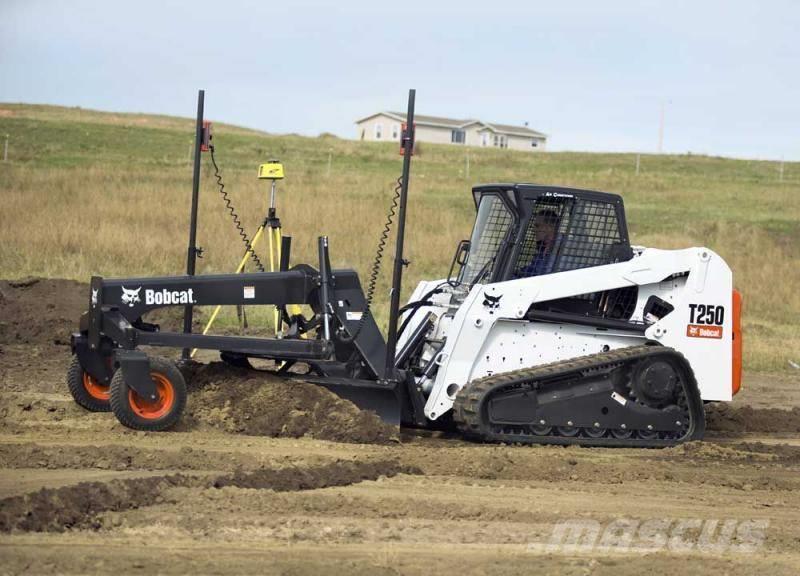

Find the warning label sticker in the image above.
[
  {"left": 243, "top": 286, "right": 255, "bottom": 299},
  {"left": 686, "top": 324, "right": 723, "bottom": 339}
]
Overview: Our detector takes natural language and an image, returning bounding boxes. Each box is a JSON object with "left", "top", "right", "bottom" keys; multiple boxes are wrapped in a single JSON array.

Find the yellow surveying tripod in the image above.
[{"left": 191, "top": 160, "right": 299, "bottom": 357}]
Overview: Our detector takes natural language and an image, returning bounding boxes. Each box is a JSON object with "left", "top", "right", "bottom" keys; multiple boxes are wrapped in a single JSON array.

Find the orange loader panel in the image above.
[{"left": 732, "top": 289, "right": 743, "bottom": 396}]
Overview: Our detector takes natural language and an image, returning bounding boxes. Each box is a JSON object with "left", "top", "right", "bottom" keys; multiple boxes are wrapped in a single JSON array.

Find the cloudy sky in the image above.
[{"left": 1, "top": 0, "right": 797, "bottom": 159}]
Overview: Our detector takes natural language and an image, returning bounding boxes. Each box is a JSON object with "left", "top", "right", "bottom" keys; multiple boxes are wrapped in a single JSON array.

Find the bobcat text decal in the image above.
[
  {"left": 145, "top": 288, "right": 196, "bottom": 306},
  {"left": 120, "top": 287, "right": 196, "bottom": 307}
]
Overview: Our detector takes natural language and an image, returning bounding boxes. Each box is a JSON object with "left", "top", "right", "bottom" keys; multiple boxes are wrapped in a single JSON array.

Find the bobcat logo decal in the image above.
[
  {"left": 121, "top": 286, "right": 142, "bottom": 308},
  {"left": 482, "top": 293, "right": 502, "bottom": 310}
]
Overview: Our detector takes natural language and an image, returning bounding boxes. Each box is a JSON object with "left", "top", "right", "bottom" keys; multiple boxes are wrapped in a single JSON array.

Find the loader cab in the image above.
[{"left": 459, "top": 183, "right": 637, "bottom": 318}]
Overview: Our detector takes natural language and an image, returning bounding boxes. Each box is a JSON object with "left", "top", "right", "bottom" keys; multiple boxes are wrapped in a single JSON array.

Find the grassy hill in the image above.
[{"left": 0, "top": 103, "right": 797, "bottom": 371}]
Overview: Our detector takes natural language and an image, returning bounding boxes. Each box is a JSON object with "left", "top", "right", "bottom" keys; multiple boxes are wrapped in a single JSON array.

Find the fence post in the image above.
[
  {"left": 326, "top": 148, "right": 332, "bottom": 178},
  {"left": 3, "top": 134, "right": 8, "bottom": 163},
  {"left": 465, "top": 152, "right": 470, "bottom": 179},
  {"left": 779, "top": 158, "right": 784, "bottom": 182},
  {"left": 635, "top": 153, "right": 640, "bottom": 176}
]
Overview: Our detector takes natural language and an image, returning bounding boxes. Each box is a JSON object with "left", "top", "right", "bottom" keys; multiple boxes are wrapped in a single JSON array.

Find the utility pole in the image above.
[{"left": 635, "top": 153, "right": 640, "bottom": 175}]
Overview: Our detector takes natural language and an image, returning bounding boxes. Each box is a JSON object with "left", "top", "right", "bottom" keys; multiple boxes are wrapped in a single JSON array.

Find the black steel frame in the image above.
[
  {"left": 72, "top": 89, "right": 423, "bottom": 427},
  {"left": 466, "top": 184, "right": 631, "bottom": 284}
]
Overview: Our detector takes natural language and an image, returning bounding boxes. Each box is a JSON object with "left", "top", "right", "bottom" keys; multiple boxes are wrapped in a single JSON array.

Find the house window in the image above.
[
  {"left": 375, "top": 123, "right": 383, "bottom": 140},
  {"left": 531, "top": 139, "right": 538, "bottom": 148},
  {"left": 451, "top": 129, "right": 466, "bottom": 144},
  {"left": 392, "top": 124, "right": 400, "bottom": 140},
  {"left": 481, "top": 133, "right": 488, "bottom": 147},
  {"left": 493, "top": 134, "right": 499, "bottom": 147}
]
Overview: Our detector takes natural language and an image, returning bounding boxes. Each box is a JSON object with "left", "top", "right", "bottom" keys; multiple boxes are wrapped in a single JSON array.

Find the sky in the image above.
[{"left": 1, "top": 0, "right": 798, "bottom": 160}]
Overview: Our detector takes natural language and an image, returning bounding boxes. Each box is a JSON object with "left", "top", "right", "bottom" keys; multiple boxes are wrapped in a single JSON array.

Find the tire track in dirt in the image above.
[
  {"left": 0, "top": 442, "right": 266, "bottom": 472},
  {"left": 0, "top": 458, "right": 415, "bottom": 533}
]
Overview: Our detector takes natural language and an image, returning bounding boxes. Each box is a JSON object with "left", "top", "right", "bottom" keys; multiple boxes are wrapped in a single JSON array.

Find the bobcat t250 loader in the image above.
[{"left": 66, "top": 90, "right": 742, "bottom": 447}]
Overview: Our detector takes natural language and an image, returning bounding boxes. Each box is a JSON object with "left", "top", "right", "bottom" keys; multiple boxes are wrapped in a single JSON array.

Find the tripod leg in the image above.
[
  {"left": 189, "top": 225, "right": 267, "bottom": 358},
  {"left": 269, "top": 226, "right": 282, "bottom": 335}
]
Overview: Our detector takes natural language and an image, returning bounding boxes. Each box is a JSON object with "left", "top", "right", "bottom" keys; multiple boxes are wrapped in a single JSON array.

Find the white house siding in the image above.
[
  {"left": 355, "top": 113, "right": 547, "bottom": 151},
  {"left": 475, "top": 128, "right": 493, "bottom": 148},
  {"left": 463, "top": 123, "right": 487, "bottom": 147},
  {"left": 413, "top": 124, "right": 456, "bottom": 145},
  {"left": 505, "top": 134, "right": 547, "bottom": 151},
  {"left": 356, "top": 114, "right": 402, "bottom": 142}
]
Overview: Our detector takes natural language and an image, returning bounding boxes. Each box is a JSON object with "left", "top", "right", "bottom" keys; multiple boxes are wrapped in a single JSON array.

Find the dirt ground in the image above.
[{"left": 1, "top": 279, "right": 799, "bottom": 575}]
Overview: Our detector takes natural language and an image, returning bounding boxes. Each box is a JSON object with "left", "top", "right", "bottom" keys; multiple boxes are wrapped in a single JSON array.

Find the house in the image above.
[{"left": 355, "top": 111, "right": 547, "bottom": 151}]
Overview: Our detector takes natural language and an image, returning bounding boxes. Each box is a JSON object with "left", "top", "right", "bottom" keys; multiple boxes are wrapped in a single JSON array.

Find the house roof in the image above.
[
  {"left": 355, "top": 111, "right": 546, "bottom": 138},
  {"left": 482, "top": 122, "right": 547, "bottom": 138}
]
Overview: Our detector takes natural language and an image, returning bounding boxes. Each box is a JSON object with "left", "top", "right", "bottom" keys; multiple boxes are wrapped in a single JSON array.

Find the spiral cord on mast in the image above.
[
  {"left": 344, "top": 176, "right": 403, "bottom": 342},
  {"left": 209, "top": 145, "right": 265, "bottom": 272}
]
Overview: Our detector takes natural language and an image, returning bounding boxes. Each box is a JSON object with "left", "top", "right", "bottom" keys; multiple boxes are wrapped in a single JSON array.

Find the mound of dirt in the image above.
[
  {"left": 0, "top": 473, "right": 196, "bottom": 532},
  {"left": 0, "top": 278, "right": 87, "bottom": 346},
  {"left": 706, "top": 403, "right": 800, "bottom": 434},
  {"left": 0, "top": 277, "right": 201, "bottom": 347},
  {"left": 0, "top": 459, "right": 410, "bottom": 533},
  {"left": 182, "top": 362, "right": 398, "bottom": 444}
]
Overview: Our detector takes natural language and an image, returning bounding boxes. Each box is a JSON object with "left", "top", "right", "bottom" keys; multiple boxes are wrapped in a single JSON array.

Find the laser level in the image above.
[{"left": 258, "top": 160, "right": 284, "bottom": 180}]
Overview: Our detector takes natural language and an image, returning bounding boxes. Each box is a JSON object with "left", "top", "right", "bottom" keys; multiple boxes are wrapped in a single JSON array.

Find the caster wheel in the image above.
[
  {"left": 66, "top": 356, "right": 112, "bottom": 412},
  {"left": 110, "top": 356, "right": 186, "bottom": 431}
]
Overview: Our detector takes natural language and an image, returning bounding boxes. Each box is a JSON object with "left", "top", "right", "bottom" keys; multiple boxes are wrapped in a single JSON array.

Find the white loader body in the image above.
[{"left": 400, "top": 246, "right": 735, "bottom": 422}]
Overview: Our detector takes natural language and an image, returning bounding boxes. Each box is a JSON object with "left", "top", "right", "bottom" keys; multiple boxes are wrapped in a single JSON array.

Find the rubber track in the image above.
[{"left": 452, "top": 345, "right": 705, "bottom": 448}]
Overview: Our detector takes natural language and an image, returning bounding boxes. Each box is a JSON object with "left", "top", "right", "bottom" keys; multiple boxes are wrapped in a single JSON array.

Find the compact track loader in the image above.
[{"left": 67, "top": 90, "right": 742, "bottom": 447}]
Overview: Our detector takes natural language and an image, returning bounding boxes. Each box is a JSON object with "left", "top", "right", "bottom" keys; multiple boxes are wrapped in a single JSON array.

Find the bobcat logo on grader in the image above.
[{"left": 120, "top": 286, "right": 142, "bottom": 308}]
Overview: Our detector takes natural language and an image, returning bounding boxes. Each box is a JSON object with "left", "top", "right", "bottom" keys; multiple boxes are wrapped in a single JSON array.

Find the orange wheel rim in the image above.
[
  {"left": 83, "top": 372, "right": 110, "bottom": 401},
  {"left": 128, "top": 373, "right": 175, "bottom": 420}
]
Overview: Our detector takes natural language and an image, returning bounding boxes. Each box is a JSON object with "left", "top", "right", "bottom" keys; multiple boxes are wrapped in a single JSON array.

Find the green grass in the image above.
[{"left": 0, "top": 103, "right": 798, "bottom": 372}]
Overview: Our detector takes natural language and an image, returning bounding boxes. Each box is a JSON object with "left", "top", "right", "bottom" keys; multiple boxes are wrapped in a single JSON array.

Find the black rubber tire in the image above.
[
  {"left": 66, "top": 356, "right": 111, "bottom": 412},
  {"left": 109, "top": 356, "right": 187, "bottom": 431}
]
